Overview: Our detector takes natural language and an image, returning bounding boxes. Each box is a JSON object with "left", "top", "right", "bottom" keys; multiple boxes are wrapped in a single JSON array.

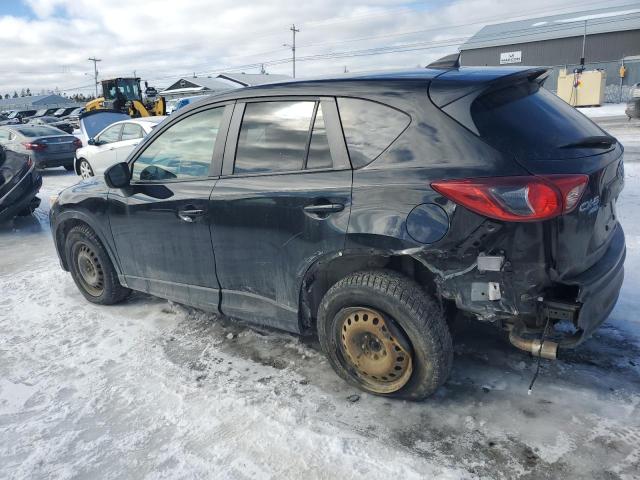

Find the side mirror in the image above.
[
  {"left": 88, "top": 137, "right": 96, "bottom": 146},
  {"left": 104, "top": 162, "right": 131, "bottom": 189}
]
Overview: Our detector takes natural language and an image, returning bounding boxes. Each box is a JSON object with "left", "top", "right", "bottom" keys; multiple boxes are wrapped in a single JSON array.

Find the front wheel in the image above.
[
  {"left": 317, "top": 270, "right": 452, "bottom": 400},
  {"left": 78, "top": 159, "right": 93, "bottom": 178},
  {"left": 64, "top": 224, "right": 131, "bottom": 304}
]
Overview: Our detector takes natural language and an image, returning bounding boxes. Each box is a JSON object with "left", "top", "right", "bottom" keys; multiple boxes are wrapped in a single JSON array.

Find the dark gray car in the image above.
[{"left": 0, "top": 125, "right": 82, "bottom": 170}]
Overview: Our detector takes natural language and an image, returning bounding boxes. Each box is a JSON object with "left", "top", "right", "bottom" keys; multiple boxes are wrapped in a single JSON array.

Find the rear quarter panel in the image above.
[{"left": 344, "top": 84, "right": 528, "bottom": 253}]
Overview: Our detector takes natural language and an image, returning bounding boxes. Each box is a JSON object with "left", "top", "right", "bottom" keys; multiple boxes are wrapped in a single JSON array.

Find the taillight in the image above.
[
  {"left": 22, "top": 142, "right": 47, "bottom": 152},
  {"left": 73, "top": 138, "right": 82, "bottom": 149},
  {"left": 431, "top": 175, "right": 588, "bottom": 222}
]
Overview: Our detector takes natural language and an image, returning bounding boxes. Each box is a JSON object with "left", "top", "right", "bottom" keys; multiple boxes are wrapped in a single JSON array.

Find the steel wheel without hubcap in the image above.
[
  {"left": 79, "top": 159, "right": 93, "bottom": 179},
  {"left": 338, "top": 307, "right": 413, "bottom": 394},
  {"left": 75, "top": 243, "right": 104, "bottom": 297}
]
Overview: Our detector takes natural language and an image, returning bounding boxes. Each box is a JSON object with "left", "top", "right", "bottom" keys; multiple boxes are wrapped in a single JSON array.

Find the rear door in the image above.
[
  {"left": 209, "top": 98, "right": 352, "bottom": 331},
  {"left": 108, "top": 104, "right": 231, "bottom": 310}
]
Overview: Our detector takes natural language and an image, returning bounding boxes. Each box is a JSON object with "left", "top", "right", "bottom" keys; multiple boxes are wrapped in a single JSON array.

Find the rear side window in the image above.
[
  {"left": 337, "top": 98, "right": 410, "bottom": 168},
  {"left": 234, "top": 101, "right": 315, "bottom": 174},
  {"left": 471, "top": 82, "right": 606, "bottom": 160}
]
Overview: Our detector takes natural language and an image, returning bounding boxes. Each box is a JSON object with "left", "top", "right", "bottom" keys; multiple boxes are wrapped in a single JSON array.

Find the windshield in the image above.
[
  {"left": 471, "top": 81, "right": 609, "bottom": 160},
  {"left": 81, "top": 112, "right": 130, "bottom": 138},
  {"left": 17, "top": 126, "right": 65, "bottom": 137},
  {"left": 103, "top": 79, "right": 141, "bottom": 101}
]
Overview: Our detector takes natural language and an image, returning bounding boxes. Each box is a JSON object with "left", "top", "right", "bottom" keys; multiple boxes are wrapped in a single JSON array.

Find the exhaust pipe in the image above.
[{"left": 508, "top": 326, "right": 558, "bottom": 360}]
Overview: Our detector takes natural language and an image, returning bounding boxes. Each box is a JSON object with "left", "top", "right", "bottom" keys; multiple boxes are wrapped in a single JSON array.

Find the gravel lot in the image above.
[{"left": 1, "top": 115, "right": 639, "bottom": 479}]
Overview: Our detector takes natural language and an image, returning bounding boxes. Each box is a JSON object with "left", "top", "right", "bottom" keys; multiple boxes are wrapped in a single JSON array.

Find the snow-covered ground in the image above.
[
  {"left": 1, "top": 118, "right": 640, "bottom": 479},
  {"left": 579, "top": 102, "right": 627, "bottom": 119}
]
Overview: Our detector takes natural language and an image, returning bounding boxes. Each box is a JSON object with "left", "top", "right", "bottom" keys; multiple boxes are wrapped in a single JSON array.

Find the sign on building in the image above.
[{"left": 500, "top": 51, "right": 522, "bottom": 64}]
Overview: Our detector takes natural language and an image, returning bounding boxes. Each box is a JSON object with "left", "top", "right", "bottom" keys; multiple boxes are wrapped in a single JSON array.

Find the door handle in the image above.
[
  {"left": 178, "top": 209, "right": 205, "bottom": 222},
  {"left": 303, "top": 203, "right": 345, "bottom": 214}
]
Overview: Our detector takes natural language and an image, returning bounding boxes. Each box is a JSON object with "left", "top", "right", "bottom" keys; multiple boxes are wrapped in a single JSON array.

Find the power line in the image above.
[{"left": 118, "top": 0, "right": 637, "bottom": 80}]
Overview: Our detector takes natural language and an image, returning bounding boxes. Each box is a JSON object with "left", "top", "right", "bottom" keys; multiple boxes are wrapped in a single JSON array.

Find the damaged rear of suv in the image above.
[
  {"left": 425, "top": 67, "right": 624, "bottom": 360},
  {"left": 51, "top": 65, "right": 624, "bottom": 400}
]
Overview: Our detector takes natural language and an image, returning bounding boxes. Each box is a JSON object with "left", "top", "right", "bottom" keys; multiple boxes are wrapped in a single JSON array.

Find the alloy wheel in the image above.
[{"left": 79, "top": 160, "right": 93, "bottom": 179}]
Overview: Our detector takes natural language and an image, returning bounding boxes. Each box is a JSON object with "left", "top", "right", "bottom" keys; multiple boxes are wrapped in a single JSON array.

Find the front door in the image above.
[
  {"left": 91, "top": 123, "right": 122, "bottom": 174},
  {"left": 209, "top": 98, "right": 353, "bottom": 331},
  {"left": 108, "top": 105, "right": 230, "bottom": 310},
  {"left": 113, "top": 122, "right": 146, "bottom": 164}
]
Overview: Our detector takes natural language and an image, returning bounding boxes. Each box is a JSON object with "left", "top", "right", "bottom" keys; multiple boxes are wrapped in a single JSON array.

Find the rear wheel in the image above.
[
  {"left": 78, "top": 159, "right": 93, "bottom": 178},
  {"left": 317, "top": 270, "right": 453, "bottom": 400},
  {"left": 64, "top": 225, "right": 131, "bottom": 304}
]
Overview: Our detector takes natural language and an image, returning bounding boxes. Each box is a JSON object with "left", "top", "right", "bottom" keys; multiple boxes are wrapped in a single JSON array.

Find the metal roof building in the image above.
[
  {"left": 460, "top": 5, "right": 640, "bottom": 101},
  {"left": 0, "top": 94, "right": 78, "bottom": 111},
  {"left": 161, "top": 73, "right": 291, "bottom": 99}
]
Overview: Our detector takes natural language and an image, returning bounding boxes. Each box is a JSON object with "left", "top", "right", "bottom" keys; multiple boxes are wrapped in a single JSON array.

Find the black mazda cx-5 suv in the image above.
[{"left": 50, "top": 66, "right": 625, "bottom": 399}]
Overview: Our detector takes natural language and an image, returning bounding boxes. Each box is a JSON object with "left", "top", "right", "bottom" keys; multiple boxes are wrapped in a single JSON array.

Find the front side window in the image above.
[
  {"left": 132, "top": 107, "right": 223, "bottom": 181},
  {"left": 121, "top": 123, "right": 144, "bottom": 141},
  {"left": 337, "top": 98, "right": 410, "bottom": 168},
  {"left": 97, "top": 125, "right": 122, "bottom": 144},
  {"left": 234, "top": 101, "right": 315, "bottom": 174}
]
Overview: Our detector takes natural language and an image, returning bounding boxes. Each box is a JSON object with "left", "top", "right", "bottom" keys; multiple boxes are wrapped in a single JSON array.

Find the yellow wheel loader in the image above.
[{"left": 85, "top": 78, "right": 165, "bottom": 117}]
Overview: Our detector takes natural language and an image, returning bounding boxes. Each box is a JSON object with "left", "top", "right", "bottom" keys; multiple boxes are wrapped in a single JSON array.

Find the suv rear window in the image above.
[
  {"left": 337, "top": 98, "right": 410, "bottom": 168},
  {"left": 470, "top": 82, "right": 607, "bottom": 161}
]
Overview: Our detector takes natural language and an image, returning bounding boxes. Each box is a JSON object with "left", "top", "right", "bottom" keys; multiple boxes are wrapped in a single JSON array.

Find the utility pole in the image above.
[
  {"left": 88, "top": 57, "right": 101, "bottom": 97},
  {"left": 287, "top": 24, "right": 300, "bottom": 78},
  {"left": 580, "top": 20, "right": 587, "bottom": 70}
]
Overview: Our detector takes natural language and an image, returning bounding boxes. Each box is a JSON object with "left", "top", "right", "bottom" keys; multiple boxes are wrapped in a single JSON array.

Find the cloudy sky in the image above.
[{"left": 0, "top": 0, "right": 634, "bottom": 97}]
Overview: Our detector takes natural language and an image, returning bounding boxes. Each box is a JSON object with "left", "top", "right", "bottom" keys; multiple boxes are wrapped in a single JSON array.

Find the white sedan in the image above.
[{"left": 74, "top": 116, "right": 165, "bottom": 178}]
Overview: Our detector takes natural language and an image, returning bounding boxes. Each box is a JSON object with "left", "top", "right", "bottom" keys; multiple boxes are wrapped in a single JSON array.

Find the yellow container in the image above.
[{"left": 557, "top": 69, "right": 606, "bottom": 106}]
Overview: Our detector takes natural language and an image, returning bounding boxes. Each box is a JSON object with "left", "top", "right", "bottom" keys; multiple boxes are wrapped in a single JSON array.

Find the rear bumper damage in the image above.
[
  {"left": 556, "top": 225, "right": 625, "bottom": 347},
  {"left": 413, "top": 223, "right": 625, "bottom": 354}
]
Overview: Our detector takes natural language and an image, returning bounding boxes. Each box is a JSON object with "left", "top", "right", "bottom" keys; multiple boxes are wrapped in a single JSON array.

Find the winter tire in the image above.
[
  {"left": 65, "top": 224, "right": 131, "bottom": 304},
  {"left": 318, "top": 269, "right": 453, "bottom": 400}
]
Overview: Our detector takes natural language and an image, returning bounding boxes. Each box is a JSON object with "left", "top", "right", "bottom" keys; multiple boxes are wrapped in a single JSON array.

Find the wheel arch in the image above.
[
  {"left": 298, "top": 249, "right": 438, "bottom": 335},
  {"left": 53, "top": 211, "right": 123, "bottom": 278},
  {"left": 74, "top": 156, "right": 93, "bottom": 176}
]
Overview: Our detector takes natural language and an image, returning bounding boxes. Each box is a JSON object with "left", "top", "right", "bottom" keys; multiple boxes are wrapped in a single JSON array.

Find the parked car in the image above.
[
  {"left": 27, "top": 115, "right": 74, "bottom": 134},
  {"left": 74, "top": 116, "right": 165, "bottom": 178},
  {"left": 62, "top": 107, "right": 86, "bottom": 129},
  {"left": 73, "top": 109, "right": 130, "bottom": 147},
  {"left": 5, "top": 109, "right": 37, "bottom": 123},
  {"left": 0, "top": 144, "right": 41, "bottom": 223},
  {"left": 34, "top": 108, "right": 60, "bottom": 117},
  {"left": 50, "top": 67, "right": 625, "bottom": 400},
  {"left": 171, "top": 95, "right": 205, "bottom": 113},
  {"left": 53, "top": 107, "right": 80, "bottom": 118},
  {"left": 625, "top": 82, "right": 640, "bottom": 119},
  {"left": 0, "top": 125, "right": 82, "bottom": 170}
]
